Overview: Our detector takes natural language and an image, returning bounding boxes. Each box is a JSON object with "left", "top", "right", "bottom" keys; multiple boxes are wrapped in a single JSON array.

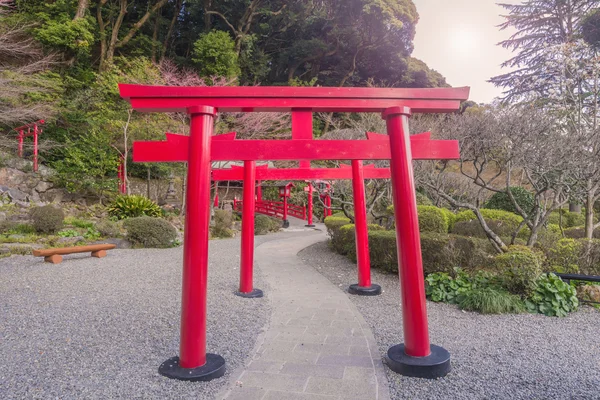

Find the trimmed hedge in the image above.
[
  {"left": 416, "top": 206, "right": 448, "bottom": 233},
  {"left": 452, "top": 209, "right": 529, "bottom": 239},
  {"left": 494, "top": 245, "right": 544, "bottom": 296},
  {"left": 542, "top": 238, "right": 600, "bottom": 275},
  {"left": 563, "top": 226, "right": 600, "bottom": 239},
  {"left": 30, "top": 205, "right": 64, "bottom": 234},
  {"left": 212, "top": 209, "right": 235, "bottom": 238},
  {"left": 124, "top": 217, "right": 177, "bottom": 248},
  {"left": 547, "top": 211, "right": 586, "bottom": 228},
  {"left": 324, "top": 216, "right": 351, "bottom": 238},
  {"left": 255, "top": 214, "right": 281, "bottom": 235}
]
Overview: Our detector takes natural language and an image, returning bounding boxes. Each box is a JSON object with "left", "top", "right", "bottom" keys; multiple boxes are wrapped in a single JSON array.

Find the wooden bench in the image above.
[{"left": 33, "top": 244, "right": 116, "bottom": 264}]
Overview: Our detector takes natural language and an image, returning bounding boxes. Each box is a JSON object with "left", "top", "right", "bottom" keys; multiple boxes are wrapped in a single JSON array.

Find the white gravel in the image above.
[
  {"left": 299, "top": 241, "right": 600, "bottom": 400},
  {"left": 0, "top": 232, "right": 306, "bottom": 399}
]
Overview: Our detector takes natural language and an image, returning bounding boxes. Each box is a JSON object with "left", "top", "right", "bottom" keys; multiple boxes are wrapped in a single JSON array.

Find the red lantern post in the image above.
[{"left": 305, "top": 183, "right": 315, "bottom": 227}]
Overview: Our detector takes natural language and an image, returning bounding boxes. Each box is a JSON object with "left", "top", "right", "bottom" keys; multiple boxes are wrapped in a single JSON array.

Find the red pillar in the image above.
[
  {"left": 33, "top": 124, "right": 39, "bottom": 172},
  {"left": 213, "top": 190, "right": 219, "bottom": 208},
  {"left": 256, "top": 181, "right": 262, "bottom": 202},
  {"left": 383, "top": 106, "right": 450, "bottom": 378},
  {"left": 18, "top": 130, "right": 24, "bottom": 158},
  {"left": 348, "top": 160, "right": 380, "bottom": 296},
  {"left": 237, "top": 161, "right": 263, "bottom": 298},
  {"left": 305, "top": 184, "right": 315, "bottom": 227},
  {"left": 159, "top": 105, "right": 225, "bottom": 381}
]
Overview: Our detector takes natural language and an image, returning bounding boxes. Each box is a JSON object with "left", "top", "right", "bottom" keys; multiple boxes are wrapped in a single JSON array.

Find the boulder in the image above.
[
  {"left": 7, "top": 188, "right": 28, "bottom": 202},
  {"left": 34, "top": 180, "right": 53, "bottom": 193},
  {"left": 56, "top": 236, "right": 85, "bottom": 245},
  {"left": 578, "top": 285, "right": 600, "bottom": 303},
  {"left": 0, "top": 168, "right": 26, "bottom": 187}
]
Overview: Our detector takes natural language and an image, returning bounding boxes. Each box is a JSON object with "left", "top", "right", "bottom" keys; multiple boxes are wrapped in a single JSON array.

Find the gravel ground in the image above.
[
  {"left": 299, "top": 241, "right": 600, "bottom": 400},
  {"left": 0, "top": 231, "right": 307, "bottom": 399}
]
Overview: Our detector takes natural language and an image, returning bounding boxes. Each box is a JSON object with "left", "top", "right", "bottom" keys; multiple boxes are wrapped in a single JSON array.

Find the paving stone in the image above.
[
  {"left": 239, "top": 371, "right": 307, "bottom": 392},
  {"left": 305, "top": 376, "right": 378, "bottom": 399},
  {"left": 262, "top": 390, "right": 338, "bottom": 400},
  {"left": 287, "top": 317, "right": 332, "bottom": 327},
  {"left": 348, "top": 345, "right": 371, "bottom": 356},
  {"left": 280, "top": 362, "right": 345, "bottom": 379},
  {"left": 225, "top": 386, "right": 266, "bottom": 400},
  {"left": 324, "top": 335, "right": 367, "bottom": 346},
  {"left": 294, "top": 342, "right": 350, "bottom": 355},
  {"left": 258, "top": 340, "right": 298, "bottom": 354},
  {"left": 343, "top": 366, "right": 376, "bottom": 382},
  {"left": 257, "top": 348, "right": 319, "bottom": 364},
  {"left": 246, "top": 360, "right": 285, "bottom": 373},
  {"left": 316, "top": 354, "right": 374, "bottom": 368}
]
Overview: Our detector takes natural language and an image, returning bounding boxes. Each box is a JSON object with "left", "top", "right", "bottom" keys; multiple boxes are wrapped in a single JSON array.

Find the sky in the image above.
[{"left": 411, "top": 0, "right": 520, "bottom": 103}]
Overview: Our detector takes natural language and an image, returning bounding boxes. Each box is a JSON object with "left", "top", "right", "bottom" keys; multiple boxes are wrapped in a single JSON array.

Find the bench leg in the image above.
[
  {"left": 91, "top": 250, "right": 107, "bottom": 258},
  {"left": 44, "top": 255, "right": 63, "bottom": 264}
]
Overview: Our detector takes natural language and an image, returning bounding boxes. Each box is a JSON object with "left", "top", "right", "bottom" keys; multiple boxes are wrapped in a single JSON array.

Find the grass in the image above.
[
  {"left": 64, "top": 217, "right": 94, "bottom": 229},
  {"left": 458, "top": 287, "right": 526, "bottom": 314}
]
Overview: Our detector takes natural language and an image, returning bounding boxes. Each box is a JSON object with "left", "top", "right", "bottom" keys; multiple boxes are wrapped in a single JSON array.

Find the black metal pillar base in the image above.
[
  {"left": 348, "top": 283, "right": 382, "bottom": 296},
  {"left": 305, "top": 224, "right": 316, "bottom": 228},
  {"left": 282, "top": 219, "right": 290, "bottom": 228},
  {"left": 158, "top": 354, "right": 226, "bottom": 382},
  {"left": 235, "top": 288, "right": 264, "bottom": 298},
  {"left": 386, "top": 344, "right": 451, "bottom": 379}
]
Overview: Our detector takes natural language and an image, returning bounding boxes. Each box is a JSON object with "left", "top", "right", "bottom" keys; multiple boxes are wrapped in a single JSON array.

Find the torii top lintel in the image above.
[{"left": 118, "top": 84, "right": 470, "bottom": 113}]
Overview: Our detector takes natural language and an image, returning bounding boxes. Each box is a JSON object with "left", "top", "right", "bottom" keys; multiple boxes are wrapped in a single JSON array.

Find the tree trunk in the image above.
[
  {"left": 147, "top": 167, "right": 151, "bottom": 198},
  {"left": 74, "top": 0, "right": 89, "bottom": 20},
  {"left": 585, "top": 188, "right": 596, "bottom": 239},
  {"left": 161, "top": 0, "right": 183, "bottom": 61},
  {"left": 151, "top": 10, "right": 160, "bottom": 63},
  {"left": 203, "top": 0, "right": 212, "bottom": 32}
]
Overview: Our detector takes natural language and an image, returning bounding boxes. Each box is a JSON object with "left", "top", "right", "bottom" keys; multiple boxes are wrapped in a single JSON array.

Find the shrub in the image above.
[
  {"left": 494, "top": 245, "right": 544, "bottom": 296},
  {"left": 458, "top": 287, "right": 525, "bottom": 314},
  {"left": 30, "top": 205, "right": 64, "bottom": 233},
  {"left": 95, "top": 220, "right": 121, "bottom": 238},
  {"left": 254, "top": 214, "right": 280, "bottom": 235},
  {"left": 416, "top": 191, "right": 433, "bottom": 206},
  {"left": 123, "top": 217, "right": 177, "bottom": 248},
  {"left": 438, "top": 208, "right": 456, "bottom": 231},
  {"left": 526, "top": 273, "right": 578, "bottom": 317},
  {"left": 417, "top": 206, "right": 448, "bottom": 233},
  {"left": 547, "top": 210, "right": 587, "bottom": 228},
  {"left": 575, "top": 239, "right": 600, "bottom": 276},
  {"left": 564, "top": 226, "right": 600, "bottom": 239},
  {"left": 107, "top": 195, "right": 162, "bottom": 220},
  {"left": 324, "top": 216, "right": 352, "bottom": 239},
  {"left": 452, "top": 209, "right": 529, "bottom": 239},
  {"left": 211, "top": 209, "right": 234, "bottom": 238},
  {"left": 330, "top": 212, "right": 348, "bottom": 219},
  {"left": 368, "top": 230, "right": 398, "bottom": 272},
  {"left": 336, "top": 224, "right": 357, "bottom": 257},
  {"left": 425, "top": 270, "right": 472, "bottom": 303},
  {"left": 484, "top": 187, "right": 534, "bottom": 214},
  {"left": 544, "top": 238, "right": 582, "bottom": 273}
]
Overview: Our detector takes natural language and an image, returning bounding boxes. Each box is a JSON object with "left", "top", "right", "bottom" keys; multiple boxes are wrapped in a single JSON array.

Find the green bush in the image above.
[
  {"left": 211, "top": 210, "right": 235, "bottom": 238},
  {"left": 417, "top": 206, "right": 448, "bottom": 233},
  {"left": 64, "top": 217, "right": 94, "bottom": 229},
  {"left": 454, "top": 209, "right": 523, "bottom": 225},
  {"left": 30, "top": 205, "right": 64, "bottom": 233},
  {"left": 324, "top": 216, "right": 352, "bottom": 239},
  {"left": 107, "top": 195, "right": 162, "bottom": 220},
  {"left": 526, "top": 273, "right": 579, "bottom": 317},
  {"left": 547, "top": 210, "right": 588, "bottom": 228},
  {"left": 452, "top": 209, "right": 528, "bottom": 239},
  {"left": 330, "top": 212, "right": 348, "bottom": 219},
  {"left": 438, "top": 208, "right": 456, "bottom": 231},
  {"left": 563, "top": 226, "right": 600, "bottom": 239},
  {"left": 545, "top": 238, "right": 582, "bottom": 273},
  {"left": 368, "top": 230, "right": 398, "bottom": 272},
  {"left": 458, "top": 287, "right": 525, "bottom": 314},
  {"left": 2, "top": 222, "right": 36, "bottom": 235},
  {"left": 254, "top": 214, "right": 280, "bottom": 235},
  {"left": 494, "top": 245, "right": 544, "bottom": 296},
  {"left": 416, "top": 191, "right": 433, "bottom": 206},
  {"left": 484, "top": 187, "right": 534, "bottom": 214},
  {"left": 575, "top": 239, "right": 600, "bottom": 276},
  {"left": 336, "top": 224, "right": 357, "bottom": 256},
  {"left": 425, "top": 270, "right": 472, "bottom": 303},
  {"left": 123, "top": 217, "right": 177, "bottom": 248},
  {"left": 95, "top": 220, "right": 121, "bottom": 238}
]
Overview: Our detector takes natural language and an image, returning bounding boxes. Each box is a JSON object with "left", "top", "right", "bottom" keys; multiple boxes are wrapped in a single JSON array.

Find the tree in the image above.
[{"left": 192, "top": 30, "right": 240, "bottom": 79}]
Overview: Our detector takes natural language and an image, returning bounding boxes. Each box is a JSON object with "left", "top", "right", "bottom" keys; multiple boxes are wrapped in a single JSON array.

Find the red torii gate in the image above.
[
  {"left": 13, "top": 120, "right": 44, "bottom": 172},
  {"left": 120, "top": 84, "right": 469, "bottom": 381}
]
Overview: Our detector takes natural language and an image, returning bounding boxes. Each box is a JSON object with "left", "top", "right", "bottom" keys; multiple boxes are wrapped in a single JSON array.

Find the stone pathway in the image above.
[{"left": 220, "top": 221, "right": 390, "bottom": 400}]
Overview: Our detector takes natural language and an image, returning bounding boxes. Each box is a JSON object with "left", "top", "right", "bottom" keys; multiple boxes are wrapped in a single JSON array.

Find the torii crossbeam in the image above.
[{"left": 121, "top": 84, "right": 469, "bottom": 382}]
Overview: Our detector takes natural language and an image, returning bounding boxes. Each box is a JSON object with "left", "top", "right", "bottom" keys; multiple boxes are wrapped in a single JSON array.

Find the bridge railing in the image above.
[{"left": 233, "top": 199, "right": 306, "bottom": 221}]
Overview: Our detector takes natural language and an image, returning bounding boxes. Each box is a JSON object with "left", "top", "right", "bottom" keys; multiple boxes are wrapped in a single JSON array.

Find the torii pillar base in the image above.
[
  {"left": 282, "top": 219, "right": 290, "bottom": 228},
  {"left": 235, "top": 288, "right": 264, "bottom": 298},
  {"left": 158, "top": 354, "right": 226, "bottom": 382},
  {"left": 305, "top": 224, "right": 316, "bottom": 228},
  {"left": 348, "top": 283, "right": 381, "bottom": 296},
  {"left": 386, "top": 344, "right": 451, "bottom": 379}
]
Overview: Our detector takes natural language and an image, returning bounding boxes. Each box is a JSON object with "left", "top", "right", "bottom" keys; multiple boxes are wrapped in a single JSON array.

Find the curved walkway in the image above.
[{"left": 221, "top": 221, "right": 390, "bottom": 400}]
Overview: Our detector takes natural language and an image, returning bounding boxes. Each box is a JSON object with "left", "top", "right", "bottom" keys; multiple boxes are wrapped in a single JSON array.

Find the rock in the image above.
[
  {"left": 56, "top": 236, "right": 85, "bottom": 245},
  {"left": 91, "top": 238, "right": 132, "bottom": 249},
  {"left": 14, "top": 200, "right": 30, "bottom": 208},
  {"left": 578, "top": 285, "right": 600, "bottom": 303},
  {"left": 29, "top": 191, "right": 41, "bottom": 203},
  {"left": 7, "top": 188, "right": 28, "bottom": 202},
  {"left": 8, "top": 234, "right": 25, "bottom": 240},
  {"left": 0, "top": 212, "right": 6, "bottom": 221},
  {"left": 34, "top": 181, "right": 53, "bottom": 193},
  {"left": 0, "top": 168, "right": 26, "bottom": 187},
  {"left": 40, "top": 188, "right": 65, "bottom": 203}
]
